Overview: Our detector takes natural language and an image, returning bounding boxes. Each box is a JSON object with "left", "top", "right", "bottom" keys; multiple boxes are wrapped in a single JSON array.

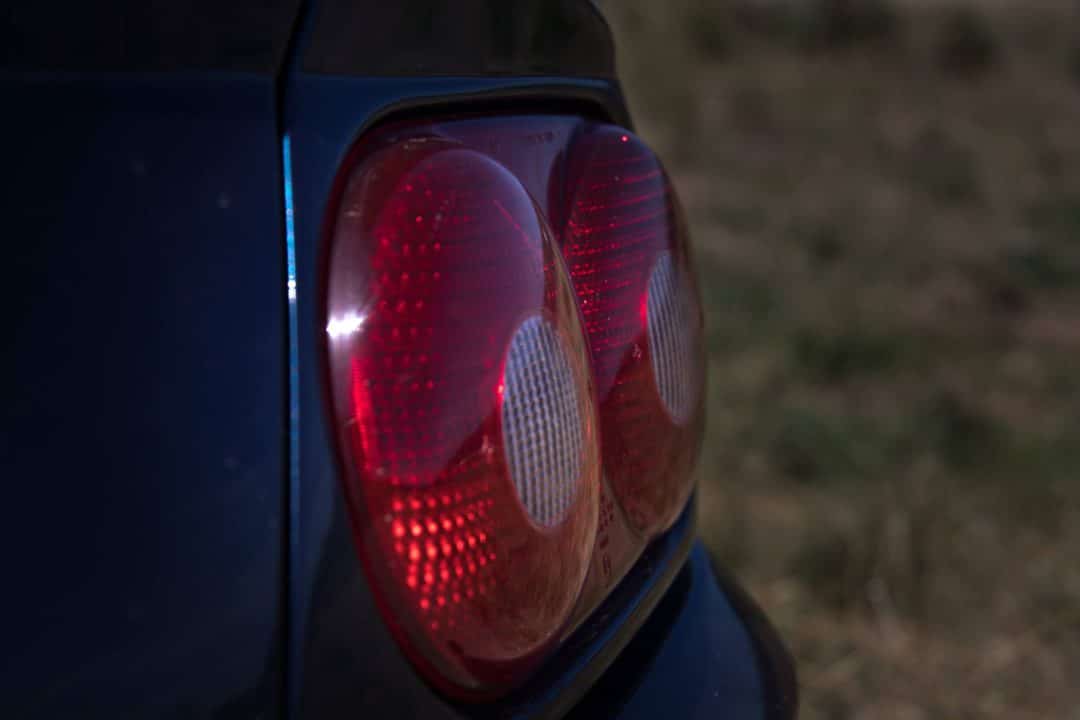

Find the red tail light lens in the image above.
[
  {"left": 325, "top": 136, "right": 599, "bottom": 693},
  {"left": 562, "top": 127, "right": 705, "bottom": 535},
  {"left": 323, "top": 116, "right": 705, "bottom": 698}
]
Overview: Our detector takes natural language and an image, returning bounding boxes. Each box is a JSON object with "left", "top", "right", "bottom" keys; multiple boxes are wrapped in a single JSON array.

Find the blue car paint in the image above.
[
  {"left": 568, "top": 546, "right": 766, "bottom": 720},
  {"left": 1, "top": 72, "right": 286, "bottom": 718}
]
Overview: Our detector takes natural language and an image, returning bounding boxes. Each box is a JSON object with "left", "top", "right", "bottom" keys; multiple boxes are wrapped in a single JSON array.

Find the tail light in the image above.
[
  {"left": 323, "top": 115, "right": 704, "bottom": 697},
  {"left": 562, "top": 127, "right": 705, "bottom": 535}
]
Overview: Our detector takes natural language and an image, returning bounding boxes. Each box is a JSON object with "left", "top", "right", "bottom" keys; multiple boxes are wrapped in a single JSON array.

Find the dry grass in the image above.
[{"left": 602, "top": 1, "right": 1080, "bottom": 717}]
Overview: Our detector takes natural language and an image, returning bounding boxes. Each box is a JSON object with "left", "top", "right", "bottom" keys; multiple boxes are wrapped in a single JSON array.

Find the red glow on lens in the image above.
[
  {"left": 325, "top": 137, "right": 599, "bottom": 694},
  {"left": 562, "top": 128, "right": 704, "bottom": 535},
  {"left": 321, "top": 115, "right": 704, "bottom": 698}
]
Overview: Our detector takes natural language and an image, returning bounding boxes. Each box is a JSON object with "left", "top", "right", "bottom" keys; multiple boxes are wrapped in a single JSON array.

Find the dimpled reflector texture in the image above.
[
  {"left": 501, "top": 315, "right": 584, "bottom": 527},
  {"left": 647, "top": 252, "right": 696, "bottom": 424}
]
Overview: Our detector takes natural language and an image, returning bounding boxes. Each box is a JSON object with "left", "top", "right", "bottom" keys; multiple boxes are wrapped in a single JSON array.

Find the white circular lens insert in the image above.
[
  {"left": 501, "top": 316, "right": 584, "bottom": 527},
  {"left": 647, "top": 251, "right": 698, "bottom": 424}
]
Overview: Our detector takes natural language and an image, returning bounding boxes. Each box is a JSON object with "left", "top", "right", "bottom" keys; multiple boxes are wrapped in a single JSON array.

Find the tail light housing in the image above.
[
  {"left": 562, "top": 126, "right": 705, "bottom": 535},
  {"left": 323, "top": 115, "right": 704, "bottom": 697}
]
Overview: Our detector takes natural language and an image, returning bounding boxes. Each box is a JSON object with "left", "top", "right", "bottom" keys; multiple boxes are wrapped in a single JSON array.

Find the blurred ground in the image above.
[{"left": 602, "top": 1, "right": 1080, "bottom": 717}]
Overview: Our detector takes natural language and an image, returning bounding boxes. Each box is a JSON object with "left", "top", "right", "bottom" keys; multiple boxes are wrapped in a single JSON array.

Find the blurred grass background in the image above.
[{"left": 600, "top": 0, "right": 1080, "bottom": 717}]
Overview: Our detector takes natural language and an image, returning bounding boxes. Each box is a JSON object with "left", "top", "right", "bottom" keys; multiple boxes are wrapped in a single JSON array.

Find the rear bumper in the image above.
[{"left": 569, "top": 543, "right": 798, "bottom": 720}]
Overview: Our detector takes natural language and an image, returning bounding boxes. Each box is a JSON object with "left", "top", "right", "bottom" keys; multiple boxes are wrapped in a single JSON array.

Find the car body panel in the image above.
[
  {"left": 0, "top": 72, "right": 287, "bottom": 718},
  {"left": 302, "top": 0, "right": 614, "bottom": 77},
  {"left": 569, "top": 545, "right": 767, "bottom": 720},
  {"left": 0, "top": 0, "right": 303, "bottom": 73}
]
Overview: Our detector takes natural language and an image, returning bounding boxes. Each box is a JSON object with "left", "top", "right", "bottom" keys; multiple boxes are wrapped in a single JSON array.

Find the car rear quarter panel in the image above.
[{"left": 0, "top": 72, "right": 286, "bottom": 718}]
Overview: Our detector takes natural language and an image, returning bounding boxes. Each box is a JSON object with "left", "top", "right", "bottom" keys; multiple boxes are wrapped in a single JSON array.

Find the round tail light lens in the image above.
[
  {"left": 325, "top": 136, "right": 600, "bottom": 694},
  {"left": 561, "top": 128, "right": 705, "bottom": 535}
]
